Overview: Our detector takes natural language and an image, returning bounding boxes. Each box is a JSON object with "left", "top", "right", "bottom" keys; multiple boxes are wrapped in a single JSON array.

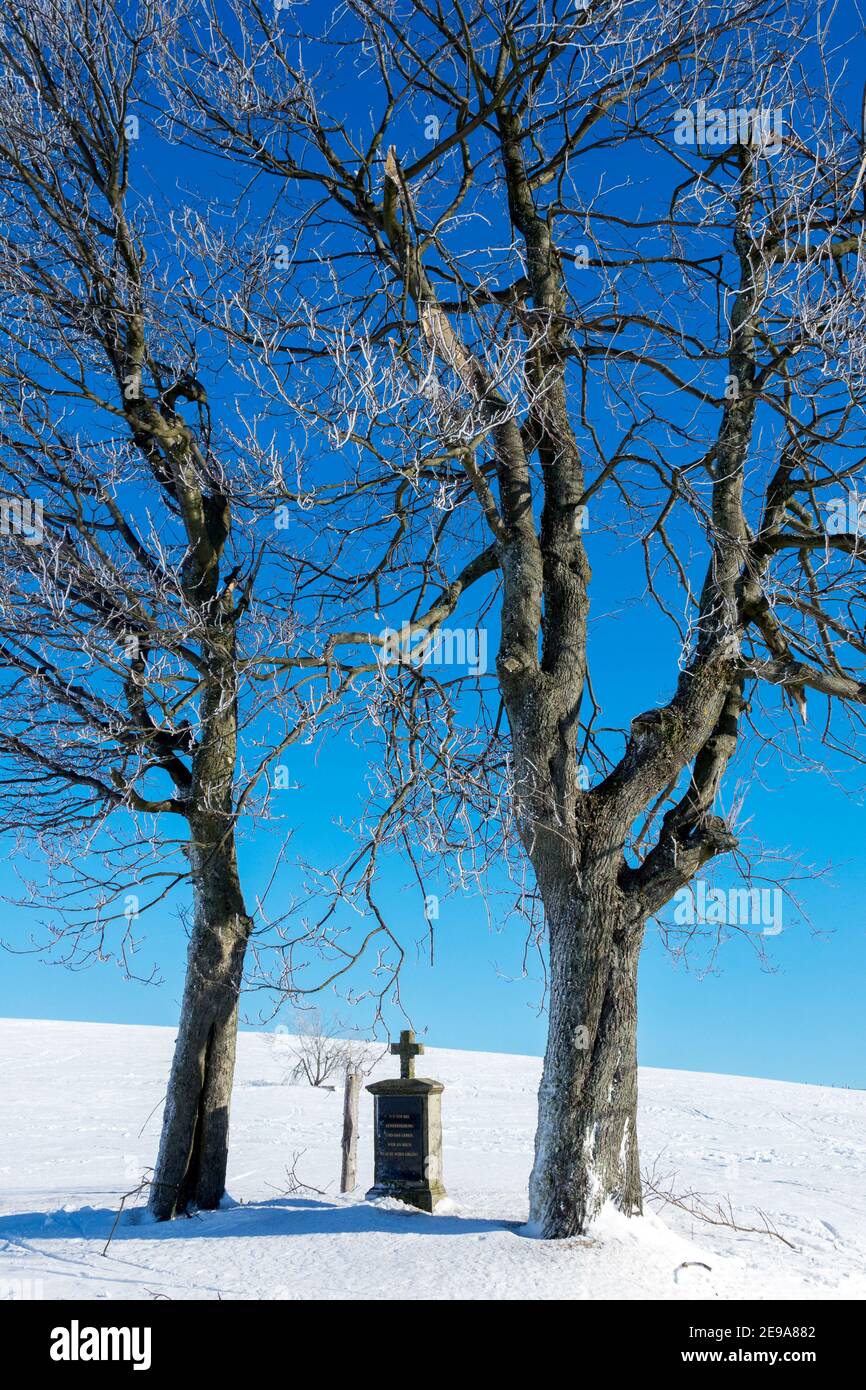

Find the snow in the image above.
[{"left": 0, "top": 1017, "right": 863, "bottom": 1301}]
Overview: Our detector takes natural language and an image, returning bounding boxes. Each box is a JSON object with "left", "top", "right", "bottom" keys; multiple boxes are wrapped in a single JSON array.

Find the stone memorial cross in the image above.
[
  {"left": 366, "top": 1027, "right": 446, "bottom": 1212},
  {"left": 391, "top": 1029, "right": 424, "bottom": 1079}
]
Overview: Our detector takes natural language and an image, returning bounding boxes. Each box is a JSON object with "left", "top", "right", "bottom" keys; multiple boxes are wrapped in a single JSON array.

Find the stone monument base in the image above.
[
  {"left": 364, "top": 1180, "right": 446, "bottom": 1213},
  {"left": 365, "top": 1077, "right": 446, "bottom": 1212}
]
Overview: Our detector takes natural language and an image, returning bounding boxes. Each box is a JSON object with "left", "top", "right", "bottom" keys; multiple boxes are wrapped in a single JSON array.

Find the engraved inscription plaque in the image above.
[{"left": 376, "top": 1094, "right": 424, "bottom": 1183}]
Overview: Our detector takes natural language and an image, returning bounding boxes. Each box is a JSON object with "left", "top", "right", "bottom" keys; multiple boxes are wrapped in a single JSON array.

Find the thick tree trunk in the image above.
[
  {"left": 529, "top": 871, "right": 643, "bottom": 1239},
  {"left": 149, "top": 830, "right": 251, "bottom": 1221}
]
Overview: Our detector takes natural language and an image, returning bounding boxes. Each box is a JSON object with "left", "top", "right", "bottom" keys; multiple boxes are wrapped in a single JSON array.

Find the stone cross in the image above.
[
  {"left": 391, "top": 1028, "right": 424, "bottom": 1079},
  {"left": 367, "top": 1027, "right": 445, "bottom": 1212}
]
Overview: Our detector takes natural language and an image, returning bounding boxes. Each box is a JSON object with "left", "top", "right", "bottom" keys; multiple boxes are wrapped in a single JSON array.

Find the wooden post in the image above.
[{"left": 340, "top": 1068, "right": 361, "bottom": 1193}]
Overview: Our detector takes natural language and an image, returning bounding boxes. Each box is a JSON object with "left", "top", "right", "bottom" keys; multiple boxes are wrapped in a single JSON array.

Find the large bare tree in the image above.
[
  {"left": 0, "top": 0, "right": 374, "bottom": 1220},
  {"left": 160, "top": 0, "right": 866, "bottom": 1237},
  {"left": 4, "top": 0, "right": 864, "bottom": 1241}
]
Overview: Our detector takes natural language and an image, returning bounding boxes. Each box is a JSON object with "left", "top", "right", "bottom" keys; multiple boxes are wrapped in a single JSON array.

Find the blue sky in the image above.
[
  {"left": 1, "top": 1, "right": 865, "bottom": 1092},
  {"left": 2, "top": 527, "right": 864, "bottom": 1090},
  {"left": 1, "top": 730, "right": 864, "bottom": 1089}
]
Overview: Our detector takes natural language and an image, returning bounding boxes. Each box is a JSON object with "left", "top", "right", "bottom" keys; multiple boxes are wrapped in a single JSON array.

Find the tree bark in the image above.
[
  {"left": 529, "top": 864, "right": 643, "bottom": 1239},
  {"left": 149, "top": 828, "right": 251, "bottom": 1221}
]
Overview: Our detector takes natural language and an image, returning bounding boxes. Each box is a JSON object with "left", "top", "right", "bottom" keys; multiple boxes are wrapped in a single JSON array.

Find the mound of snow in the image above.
[{"left": 0, "top": 1018, "right": 863, "bottom": 1300}]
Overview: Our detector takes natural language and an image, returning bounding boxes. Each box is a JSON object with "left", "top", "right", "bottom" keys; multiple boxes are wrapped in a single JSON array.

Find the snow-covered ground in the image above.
[{"left": 0, "top": 1017, "right": 863, "bottom": 1301}]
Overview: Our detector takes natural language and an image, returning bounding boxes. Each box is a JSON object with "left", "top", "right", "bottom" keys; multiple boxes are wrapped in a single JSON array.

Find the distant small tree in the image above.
[{"left": 283, "top": 1012, "right": 371, "bottom": 1088}]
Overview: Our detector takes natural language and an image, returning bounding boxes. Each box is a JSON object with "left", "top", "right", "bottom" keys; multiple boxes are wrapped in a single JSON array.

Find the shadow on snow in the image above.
[{"left": 0, "top": 1196, "right": 525, "bottom": 1245}]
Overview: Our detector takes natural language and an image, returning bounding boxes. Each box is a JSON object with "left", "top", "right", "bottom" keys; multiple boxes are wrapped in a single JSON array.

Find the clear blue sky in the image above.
[
  {"left": 2, "top": 526, "right": 864, "bottom": 1090},
  {"left": 2, "top": 712, "right": 864, "bottom": 1090},
  {"left": 1, "top": 1, "right": 864, "bottom": 1092}
]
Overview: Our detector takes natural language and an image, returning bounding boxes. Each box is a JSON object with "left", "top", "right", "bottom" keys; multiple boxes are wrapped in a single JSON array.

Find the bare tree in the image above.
[
  {"left": 159, "top": 0, "right": 866, "bottom": 1237},
  {"left": 0, "top": 0, "right": 375, "bottom": 1220},
  {"left": 4, "top": 0, "right": 864, "bottom": 1242},
  {"left": 280, "top": 1011, "right": 367, "bottom": 1088}
]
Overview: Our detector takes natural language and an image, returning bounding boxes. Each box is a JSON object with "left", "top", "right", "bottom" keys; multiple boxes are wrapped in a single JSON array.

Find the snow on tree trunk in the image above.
[{"left": 529, "top": 888, "right": 642, "bottom": 1239}]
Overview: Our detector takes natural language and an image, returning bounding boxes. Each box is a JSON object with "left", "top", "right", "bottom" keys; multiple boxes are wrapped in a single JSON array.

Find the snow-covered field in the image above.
[{"left": 0, "top": 1017, "right": 863, "bottom": 1301}]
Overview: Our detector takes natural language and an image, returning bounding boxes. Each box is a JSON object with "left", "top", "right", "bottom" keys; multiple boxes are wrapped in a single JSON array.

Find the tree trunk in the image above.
[
  {"left": 529, "top": 871, "right": 643, "bottom": 1239},
  {"left": 149, "top": 830, "right": 251, "bottom": 1221}
]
